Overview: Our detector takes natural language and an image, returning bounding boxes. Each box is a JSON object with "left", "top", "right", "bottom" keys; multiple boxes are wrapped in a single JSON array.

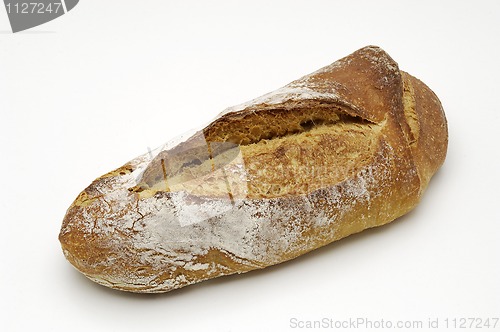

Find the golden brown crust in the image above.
[
  {"left": 402, "top": 72, "right": 448, "bottom": 187},
  {"left": 59, "top": 46, "right": 447, "bottom": 293}
]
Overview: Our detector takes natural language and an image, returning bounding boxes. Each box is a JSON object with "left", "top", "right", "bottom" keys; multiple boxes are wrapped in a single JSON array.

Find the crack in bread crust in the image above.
[{"left": 139, "top": 105, "right": 382, "bottom": 199}]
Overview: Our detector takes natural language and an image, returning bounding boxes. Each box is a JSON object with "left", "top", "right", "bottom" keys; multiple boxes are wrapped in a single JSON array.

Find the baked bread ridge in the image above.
[{"left": 59, "top": 46, "right": 448, "bottom": 293}]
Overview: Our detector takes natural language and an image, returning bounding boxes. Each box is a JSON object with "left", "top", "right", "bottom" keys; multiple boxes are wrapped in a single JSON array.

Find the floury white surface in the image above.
[{"left": 1, "top": 1, "right": 499, "bottom": 331}]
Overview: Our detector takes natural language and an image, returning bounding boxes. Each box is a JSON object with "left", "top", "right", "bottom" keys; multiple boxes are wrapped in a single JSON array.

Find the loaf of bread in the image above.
[{"left": 59, "top": 46, "right": 448, "bottom": 293}]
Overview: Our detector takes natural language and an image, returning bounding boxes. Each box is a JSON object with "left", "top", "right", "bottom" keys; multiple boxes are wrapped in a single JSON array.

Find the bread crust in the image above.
[{"left": 59, "top": 46, "right": 448, "bottom": 293}]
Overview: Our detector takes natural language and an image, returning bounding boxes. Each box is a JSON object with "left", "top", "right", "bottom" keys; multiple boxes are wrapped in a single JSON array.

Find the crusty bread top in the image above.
[{"left": 137, "top": 46, "right": 447, "bottom": 198}]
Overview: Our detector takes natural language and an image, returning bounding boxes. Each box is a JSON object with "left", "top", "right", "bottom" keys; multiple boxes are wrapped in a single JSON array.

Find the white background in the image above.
[{"left": 1, "top": 1, "right": 499, "bottom": 331}]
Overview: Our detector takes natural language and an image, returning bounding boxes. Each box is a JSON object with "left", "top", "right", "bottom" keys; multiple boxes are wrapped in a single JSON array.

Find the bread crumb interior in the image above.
[{"left": 135, "top": 106, "right": 381, "bottom": 199}]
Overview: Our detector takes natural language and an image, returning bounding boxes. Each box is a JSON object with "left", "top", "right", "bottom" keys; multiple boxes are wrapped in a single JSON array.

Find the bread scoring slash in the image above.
[{"left": 59, "top": 46, "right": 448, "bottom": 293}]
